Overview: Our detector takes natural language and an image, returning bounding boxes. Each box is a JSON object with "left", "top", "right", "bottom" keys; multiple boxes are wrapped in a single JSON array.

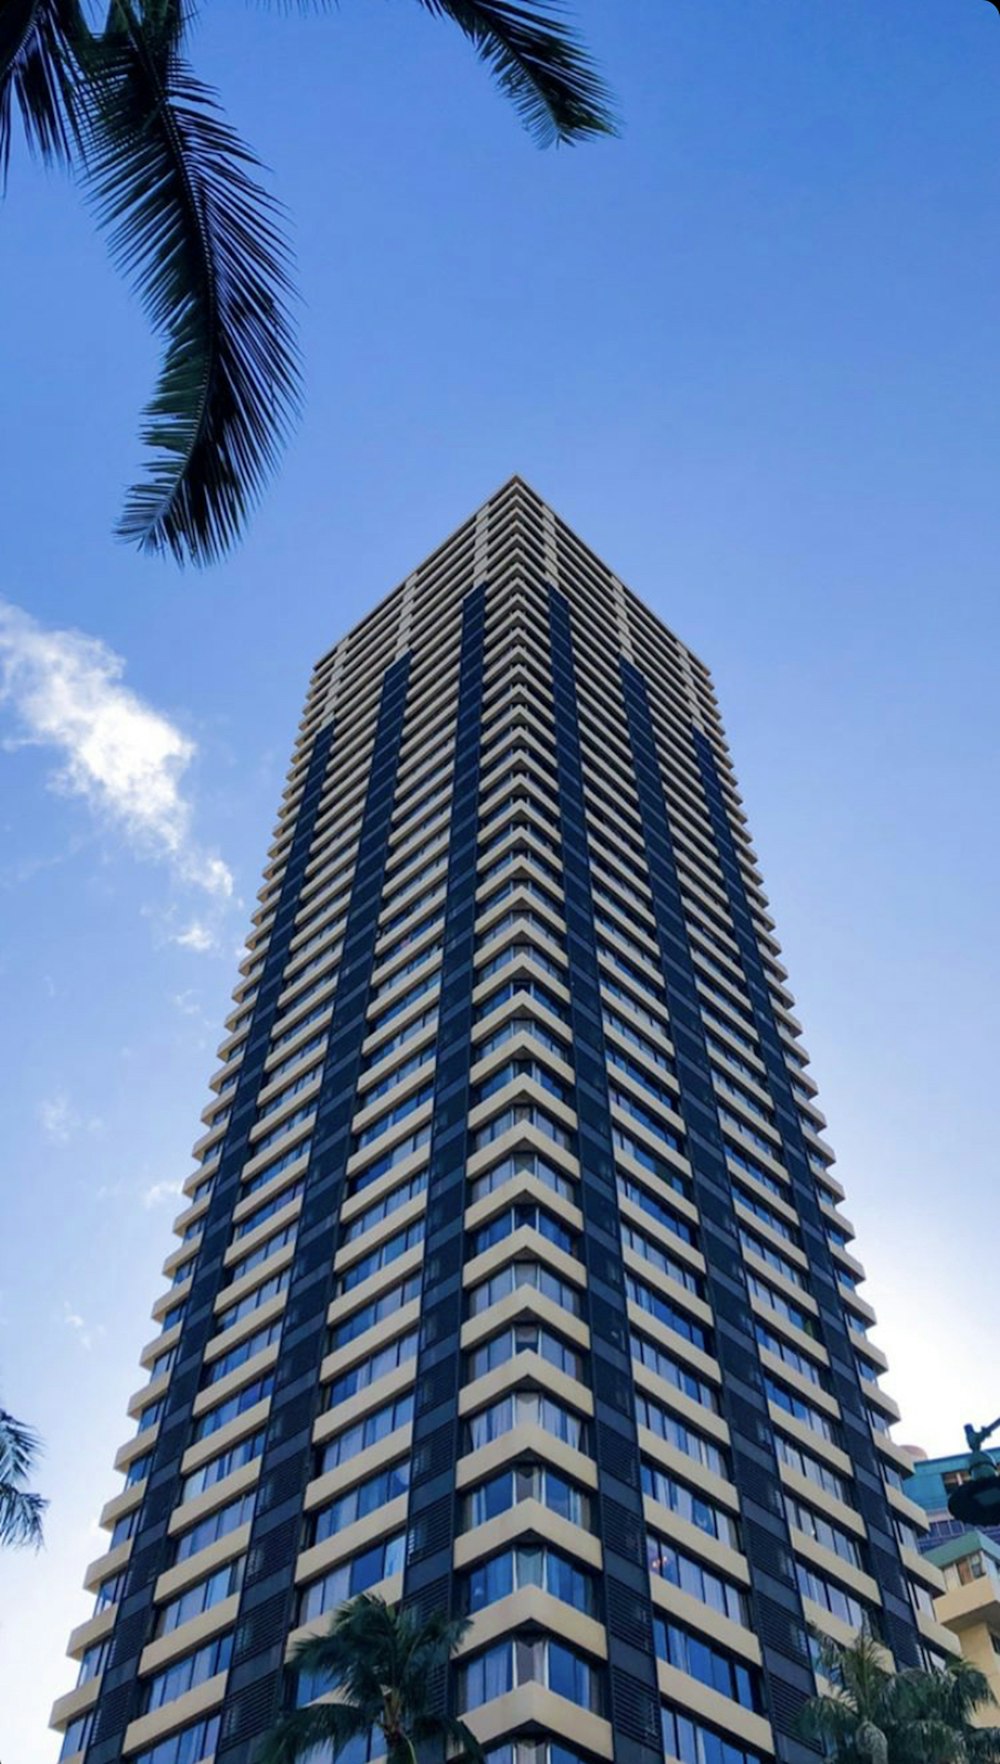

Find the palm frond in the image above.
[
  {"left": 289, "top": 1595, "right": 407, "bottom": 1715},
  {"left": 800, "top": 1629, "right": 898, "bottom": 1764},
  {"left": 898, "top": 1660, "right": 992, "bottom": 1722},
  {"left": 0, "top": 1408, "right": 46, "bottom": 1549},
  {"left": 83, "top": 0, "right": 300, "bottom": 564},
  {"left": 264, "top": 1597, "right": 478, "bottom": 1764},
  {"left": 412, "top": 1713, "right": 484, "bottom": 1764},
  {"left": 896, "top": 1656, "right": 1000, "bottom": 1764},
  {"left": 943, "top": 1657, "right": 998, "bottom": 1718},
  {"left": 287, "top": 1630, "right": 383, "bottom": 1717},
  {"left": 258, "top": 1700, "right": 370, "bottom": 1764},
  {"left": 403, "top": 1606, "right": 471, "bottom": 1691},
  {"left": 800, "top": 1628, "right": 1000, "bottom": 1764},
  {"left": 799, "top": 1692, "right": 868, "bottom": 1753},
  {"left": 412, "top": 0, "right": 617, "bottom": 145},
  {"left": 0, "top": 1481, "right": 46, "bottom": 1548},
  {"left": 901, "top": 1714, "right": 968, "bottom": 1764},
  {"left": 0, "top": 0, "right": 84, "bottom": 184},
  {"left": 404, "top": 1604, "right": 470, "bottom": 1656},
  {"left": 965, "top": 1723, "right": 1000, "bottom": 1764},
  {"left": 0, "top": 1407, "right": 42, "bottom": 1484}
]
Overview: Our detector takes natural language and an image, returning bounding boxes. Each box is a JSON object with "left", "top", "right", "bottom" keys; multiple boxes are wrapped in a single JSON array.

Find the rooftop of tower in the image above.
[{"left": 310, "top": 474, "right": 712, "bottom": 681}]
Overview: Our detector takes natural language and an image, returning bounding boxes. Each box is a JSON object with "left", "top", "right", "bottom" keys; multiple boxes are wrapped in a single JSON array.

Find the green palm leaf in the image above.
[
  {"left": 6, "top": 0, "right": 609, "bottom": 566},
  {"left": 967, "top": 1724, "right": 1000, "bottom": 1764},
  {"left": 83, "top": 0, "right": 301, "bottom": 564},
  {"left": 412, "top": 1711, "right": 484, "bottom": 1764},
  {"left": 412, "top": 0, "right": 617, "bottom": 145},
  {"left": 0, "top": 1479, "right": 47, "bottom": 1548},
  {"left": 0, "top": 0, "right": 84, "bottom": 182},
  {"left": 259, "top": 1700, "right": 371, "bottom": 1764},
  {"left": 263, "top": 1595, "right": 482, "bottom": 1764},
  {"left": 0, "top": 1406, "right": 41, "bottom": 1482},
  {"left": 270, "top": 0, "right": 617, "bottom": 147},
  {"left": 801, "top": 1628, "right": 1000, "bottom": 1764},
  {"left": 0, "top": 1406, "right": 47, "bottom": 1549}
]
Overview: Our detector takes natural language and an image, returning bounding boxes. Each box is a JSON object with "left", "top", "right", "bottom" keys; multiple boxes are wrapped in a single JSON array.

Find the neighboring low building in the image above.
[
  {"left": 904, "top": 1447, "right": 1000, "bottom": 1553},
  {"left": 904, "top": 1448, "right": 1000, "bottom": 1717},
  {"left": 925, "top": 1530, "right": 1000, "bottom": 1716}
]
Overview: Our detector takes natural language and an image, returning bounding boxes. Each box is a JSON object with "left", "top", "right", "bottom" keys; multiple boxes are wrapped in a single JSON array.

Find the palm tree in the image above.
[
  {"left": 261, "top": 1593, "right": 482, "bottom": 1764},
  {"left": 898, "top": 1654, "right": 1000, "bottom": 1764},
  {"left": 0, "top": 1402, "right": 47, "bottom": 1548},
  {"left": 799, "top": 1627, "right": 1000, "bottom": 1764},
  {"left": 0, "top": 1, "right": 616, "bottom": 568}
]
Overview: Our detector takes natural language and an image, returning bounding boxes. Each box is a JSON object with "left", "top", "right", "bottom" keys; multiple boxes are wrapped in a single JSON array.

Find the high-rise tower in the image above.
[{"left": 52, "top": 480, "right": 949, "bottom": 1764}]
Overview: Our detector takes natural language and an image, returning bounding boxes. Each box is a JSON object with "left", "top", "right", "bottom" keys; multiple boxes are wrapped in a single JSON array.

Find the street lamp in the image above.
[{"left": 947, "top": 1419, "right": 1000, "bottom": 1526}]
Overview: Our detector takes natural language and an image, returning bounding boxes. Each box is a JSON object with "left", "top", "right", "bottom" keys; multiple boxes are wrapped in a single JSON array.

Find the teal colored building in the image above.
[{"left": 904, "top": 1449, "right": 1000, "bottom": 1553}]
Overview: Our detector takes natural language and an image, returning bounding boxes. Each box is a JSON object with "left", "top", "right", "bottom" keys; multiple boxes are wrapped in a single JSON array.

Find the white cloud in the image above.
[
  {"left": 62, "top": 1304, "right": 103, "bottom": 1353},
  {"left": 168, "top": 986, "right": 216, "bottom": 1038},
  {"left": 170, "top": 988, "right": 203, "bottom": 1017},
  {"left": 39, "top": 1096, "right": 73, "bottom": 1144},
  {"left": 0, "top": 601, "right": 233, "bottom": 899},
  {"left": 171, "top": 920, "right": 216, "bottom": 953},
  {"left": 94, "top": 1179, "right": 128, "bottom": 1201},
  {"left": 143, "top": 1179, "right": 184, "bottom": 1209},
  {"left": 39, "top": 1093, "right": 103, "bottom": 1145},
  {"left": 143, "top": 897, "right": 239, "bottom": 959}
]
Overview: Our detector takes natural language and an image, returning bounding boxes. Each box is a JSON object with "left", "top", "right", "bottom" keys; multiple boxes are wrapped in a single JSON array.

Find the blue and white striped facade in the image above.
[{"left": 52, "top": 478, "right": 949, "bottom": 1764}]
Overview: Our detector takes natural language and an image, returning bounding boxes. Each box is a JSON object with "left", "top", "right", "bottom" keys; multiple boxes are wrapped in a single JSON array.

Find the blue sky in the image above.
[{"left": 2, "top": 0, "right": 999, "bottom": 1754}]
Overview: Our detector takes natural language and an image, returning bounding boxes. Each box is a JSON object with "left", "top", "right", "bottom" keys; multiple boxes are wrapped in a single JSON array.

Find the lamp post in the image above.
[{"left": 947, "top": 1419, "right": 1000, "bottom": 1526}]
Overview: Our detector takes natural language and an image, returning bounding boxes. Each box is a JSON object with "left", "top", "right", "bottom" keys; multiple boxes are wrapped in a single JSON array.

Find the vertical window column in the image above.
[
  {"left": 620, "top": 659, "right": 817, "bottom": 1763},
  {"left": 547, "top": 588, "right": 663, "bottom": 1764},
  {"left": 402, "top": 586, "right": 486, "bottom": 1639},
  {"left": 690, "top": 725, "right": 921, "bottom": 1670},
  {"left": 84, "top": 721, "right": 337, "bottom": 1764},
  {"left": 216, "top": 656, "right": 411, "bottom": 1764}
]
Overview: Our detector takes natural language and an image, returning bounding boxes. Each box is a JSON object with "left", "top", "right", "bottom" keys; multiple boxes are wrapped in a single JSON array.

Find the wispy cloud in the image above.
[
  {"left": 171, "top": 920, "right": 217, "bottom": 954},
  {"left": 63, "top": 1303, "right": 104, "bottom": 1353},
  {"left": 39, "top": 1093, "right": 103, "bottom": 1146},
  {"left": 168, "top": 985, "right": 217, "bottom": 1042},
  {"left": 0, "top": 838, "right": 81, "bottom": 891},
  {"left": 143, "top": 1179, "right": 184, "bottom": 1209},
  {"left": 0, "top": 601, "right": 233, "bottom": 901},
  {"left": 171, "top": 988, "right": 204, "bottom": 1018},
  {"left": 95, "top": 1179, "right": 128, "bottom": 1202}
]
